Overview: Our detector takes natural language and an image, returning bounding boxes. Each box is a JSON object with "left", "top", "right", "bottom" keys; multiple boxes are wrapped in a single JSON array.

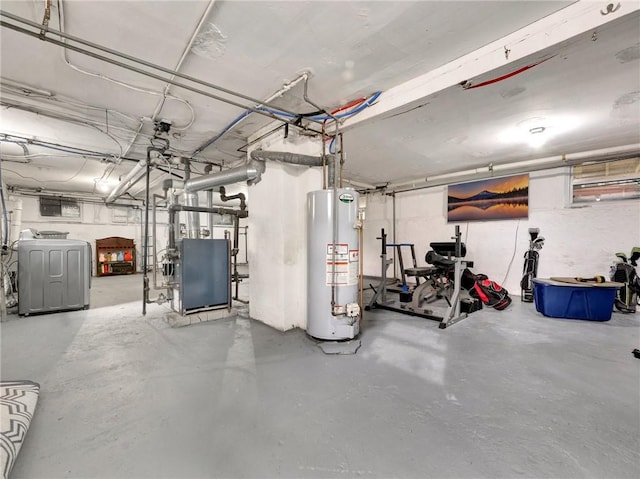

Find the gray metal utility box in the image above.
[
  {"left": 178, "top": 238, "right": 230, "bottom": 314},
  {"left": 18, "top": 239, "right": 91, "bottom": 316}
]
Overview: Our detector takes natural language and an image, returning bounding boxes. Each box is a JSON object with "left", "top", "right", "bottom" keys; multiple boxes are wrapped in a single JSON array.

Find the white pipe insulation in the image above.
[
  {"left": 105, "top": 160, "right": 147, "bottom": 203},
  {"left": 388, "top": 143, "right": 640, "bottom": 193}
]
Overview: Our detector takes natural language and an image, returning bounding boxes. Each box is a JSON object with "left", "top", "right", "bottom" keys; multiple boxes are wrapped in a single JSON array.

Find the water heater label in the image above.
[
  {"left": 339, "top": 193, "right": 354, "bottom": 203},
  {"left": 326, "top": 244, "right": 357, "bottom": 286},
  {"left": 325, "top": 262, "right": 349, "bottom": 285},
  {"left": 326, "top": 243, "right": 348, "bottom": 260}
]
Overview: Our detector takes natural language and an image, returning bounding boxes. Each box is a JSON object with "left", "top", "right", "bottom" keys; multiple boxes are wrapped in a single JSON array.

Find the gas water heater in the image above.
[{"left": 307, "top": 188, "right": 360, "bottom": 340}]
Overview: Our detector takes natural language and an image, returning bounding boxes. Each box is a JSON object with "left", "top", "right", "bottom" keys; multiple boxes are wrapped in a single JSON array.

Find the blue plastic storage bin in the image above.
[{"left": 532, "top": 279, "right": 617, "bottom": 321}]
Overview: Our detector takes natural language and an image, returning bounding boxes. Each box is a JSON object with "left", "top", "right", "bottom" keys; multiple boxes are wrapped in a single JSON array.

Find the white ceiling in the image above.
[{"left": 1, "top": 0, "right": 638, "bottom": 199}]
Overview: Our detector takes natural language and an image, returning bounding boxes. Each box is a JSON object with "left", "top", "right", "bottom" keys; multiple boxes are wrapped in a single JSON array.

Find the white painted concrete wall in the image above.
[
  {"left": 363, "top": 167, "right": 640, "bottom": 295},
  {"left": 5, "top": 191, "right": 250, "bottom": 277},
  {"left": 248, "top": 134, "right": 324, "bottom": 331},
  {"left": 4, "top": 194, "right": 163, "bottom": 275}
]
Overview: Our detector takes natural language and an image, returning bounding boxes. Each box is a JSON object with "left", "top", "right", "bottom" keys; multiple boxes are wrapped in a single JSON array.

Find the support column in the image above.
[{"left": 247, "top": 135, "right": 323, "bottom": 331}]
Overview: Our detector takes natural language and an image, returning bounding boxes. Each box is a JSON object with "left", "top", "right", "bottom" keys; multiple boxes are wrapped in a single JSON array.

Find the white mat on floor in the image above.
[{"left": 1, "top": 380, "right": 40, "bottom": 479}]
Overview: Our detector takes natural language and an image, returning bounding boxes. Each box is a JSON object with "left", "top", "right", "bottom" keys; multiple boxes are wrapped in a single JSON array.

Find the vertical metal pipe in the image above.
[
  {"left": 152, "top": 193, "right": 158, "bottom": 289},
  {"left": 380, "top": 228, "right": 388, "bottom": 304},
  {"left": 233, "top": 214, "right": 240, "bottom": 300},
  {"left": 392, "top": 192, "right": 397, "bottom": 280},
  {"left": 142, "top": 158, "right": 151, "bottom": 315},
  {"left": 185, "top": 192, "right": 201, "bottom": 238},
  {"left": 207, "top": 190, "right": 213, "bottom": 233},
  {"left": 321, "top": 121, "right": 327, "bottom": 190},
  {"left": 182, "top": 161, "right": 200, "bottom": 238},
  {"left": 358, "top": 217, "right": 364, "bottom": 323},
  {"left": 224, "top": 230, "right": 232, "bottom": 310},
  {"left": 168, "top": 197, "right": 176, "bottom": 252},
  {"left": 339, "top": 133, "right": 345, "bottom": 188},
  {"left": 204, "top": 164, "right": 214, "bottom": 233},
  {"left": 327, "top": 157, "right": 336, "bottom": 189},
  {"left": 152, "top": 192, "right": 167, "bottom": 290},
  {"left": 329, "top": 122, "right": 341, "bottom": 314}
]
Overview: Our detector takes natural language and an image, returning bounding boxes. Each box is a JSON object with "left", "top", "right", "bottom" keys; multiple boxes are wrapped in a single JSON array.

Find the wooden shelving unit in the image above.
[{"left": 96, "top": 236, "right": 136, "bottom": 276}]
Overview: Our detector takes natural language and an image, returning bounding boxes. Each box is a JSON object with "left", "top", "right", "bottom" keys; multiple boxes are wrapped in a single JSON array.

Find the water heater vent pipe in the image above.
[
  {"left": 249, "top": 150, "right": 336, "bottom": 188},
  {"left": 182, "top": 160, "right": 265, "bottom": 238}
]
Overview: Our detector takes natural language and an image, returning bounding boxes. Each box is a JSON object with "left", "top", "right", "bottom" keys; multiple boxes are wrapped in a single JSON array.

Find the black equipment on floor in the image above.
[
  {"left": 610, "top": 247, "right": 640, "bottom": 313},
  {"left": 366, "top": 226, "right": 480, "bottom": 329},
  {"left": 521, "top": 227, "right": 544, "bottom": 302},
  {"left": 386, "top": 242, "right": 420, "bottom": 291}
]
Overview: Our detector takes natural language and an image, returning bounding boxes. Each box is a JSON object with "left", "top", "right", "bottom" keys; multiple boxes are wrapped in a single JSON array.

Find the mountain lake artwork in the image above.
[{"left": 447, "top": 173, "right": 529, "bottom": 222}]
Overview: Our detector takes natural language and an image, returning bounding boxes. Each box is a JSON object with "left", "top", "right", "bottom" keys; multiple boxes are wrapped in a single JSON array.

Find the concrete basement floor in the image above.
[{"left": 1, "top": 276, "right": 639, "bottom": 479}]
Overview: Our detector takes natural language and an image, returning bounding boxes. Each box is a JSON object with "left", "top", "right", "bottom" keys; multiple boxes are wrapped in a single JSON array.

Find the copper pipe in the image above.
[{"left": 339, "top": 133, "right": 345, "bottom": 188}]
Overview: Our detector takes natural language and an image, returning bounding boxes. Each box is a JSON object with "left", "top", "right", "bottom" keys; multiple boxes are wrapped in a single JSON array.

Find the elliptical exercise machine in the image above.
[{"left": 520, "top": 228, "right": 544, "bottom": 302}]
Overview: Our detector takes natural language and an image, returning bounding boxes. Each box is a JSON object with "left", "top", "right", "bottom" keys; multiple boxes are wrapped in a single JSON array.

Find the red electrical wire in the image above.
[
  {"left": 331, "top": 96, "right": 367, "bottom": 114},
  {"left": 323, "top": 96, "right": 368, "bottom": 141},
  {"left": 464, "top": 56, "right": 554, "bottom": 90}
]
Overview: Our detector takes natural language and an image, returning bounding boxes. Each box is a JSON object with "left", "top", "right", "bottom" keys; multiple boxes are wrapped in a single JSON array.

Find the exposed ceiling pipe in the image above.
[
  {"left": 150, "top": 0, "right": 216, "bottom": 123},
  {"left": 249, "top": 150, "right": 323, "bottom": 167},
  {"left": 106, "top": 148, "right": 171, "bottom": 203},
  {"left": 38, "top": 0, "right": 51, "bottom": 40},
  {"left": 184, "top": 160, "right": 266, "bottom": 194},
  {"left": 98, "top": 1, "right": 214, "bottom": 198},
  {"left": 0, "top": 10, "right": 307, "bottom": 120},
  {"left": 219, "top": 186, "right": 246, "bottom": 211},
  {"left": 192, "top": 71, "right": 309, "bottom": 156},
  {"left": 385, "top": 144, "right": 640, "bottom": 194},
  {"left": 249, "top": 150, "right": 336, "bottom": 188},
  {"left": 105, "top": 160, "right": 147, "bottom": 203},
  {"left": 182, "top": 160, "right": 266, "bottom": 238}
]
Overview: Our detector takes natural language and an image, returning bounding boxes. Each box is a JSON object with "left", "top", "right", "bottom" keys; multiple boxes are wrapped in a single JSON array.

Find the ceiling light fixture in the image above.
[
  {"left": 528, "top": 126, "right": 547, "bottom": 148},
  {"left": 94, "top": 179, "right": 115, "bottom": 193}
]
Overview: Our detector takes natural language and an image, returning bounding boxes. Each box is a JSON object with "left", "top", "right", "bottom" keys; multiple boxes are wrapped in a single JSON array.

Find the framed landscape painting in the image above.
[{"left": 447, "top": 173, "right": 529, "bottom": 222}]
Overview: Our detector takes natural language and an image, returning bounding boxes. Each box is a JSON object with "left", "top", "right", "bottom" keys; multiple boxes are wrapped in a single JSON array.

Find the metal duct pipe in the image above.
[
  {"left": 152, "top": 193, "right": 165, "bottom": 291},
  {"left": 184, "top": 191, "right": 200, "bottom": 238},
  {"left": 184, "top": 160, "right": 265, "bottom": 193},
  {"left": 249, "top": 150, "right": 336, "bottom": 187},
  {"left": 179, "top": 161, "right": 263, "bottom": 239},
  {"left": 204, "top": 164, "right": 215, "bottom": 232},
  {"left": 106, "top": 160, "right": 147, "bottom": 203},
  {"left": 182, "top": 161, "right": 200, "bottom": 239},
  {"left": 250, "top": 150, "right": 323, "bottom": 167},
  {"left": 327, "top": 156, "right": 337, "bottom": 189}
]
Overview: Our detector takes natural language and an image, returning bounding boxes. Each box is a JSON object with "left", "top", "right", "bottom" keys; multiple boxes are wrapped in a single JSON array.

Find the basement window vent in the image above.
[
  {"left": 212, "top": 213, "right": 233, "bottom": 226},
  {"left": 39, "top": 197, "right": 81, "bottom": 218},
  {"left": 572, "top": 157, "right": 640, "bottom": 204},
  {"left": 112, "top": 207, "right": 140, "bottom": 224}
]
